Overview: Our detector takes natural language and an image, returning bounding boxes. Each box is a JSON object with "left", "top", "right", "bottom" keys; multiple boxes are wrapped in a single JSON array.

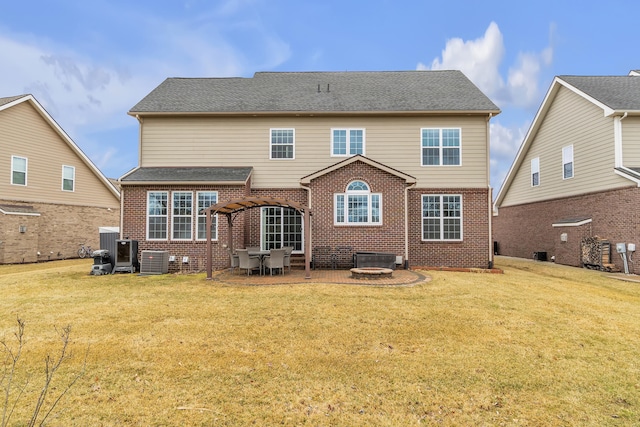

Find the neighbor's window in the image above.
[
  {"left": 270, "top": 129, "right": 295, "bottom": 159},
  {"left": 197, "top": 191, "right": 218, "bottom": 240},
  {"left": 335, "top": 180, "right": 381, "bottom": 225},
  {"left": 172, "top": 191, "right": 193, "bottom": 240},
  {"left": 147, "top": 191, "right": 168, "bottom": 240},
  {"left": 332, "top": 129, "right": 365, "bottom": 156},
  {"left": 421, "top": 128, "right": 461, "bottom": 166},
  {"left": 531, "top": 157, "right": 540, "bottom": 186},
  {"left": 422, "top": 195, "right": 462, "bottom": 241},
  {"left": 62, "top": 165, "right": 75, "bottom": 191},
  {"left": 11, "top": 156, "right": 27, "bottom": 186},
  {"left": 562, "top": 145, "right": 574, "bottom": 179}
]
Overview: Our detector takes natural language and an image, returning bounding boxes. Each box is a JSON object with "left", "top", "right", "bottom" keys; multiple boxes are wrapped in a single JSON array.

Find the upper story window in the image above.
[
  {"left": 270, "top": 128, "right": 295, "bottom": 159},
  {"left": 422, "top": 194, "right": 462, "bottom": 241},
  {"left": 531, "top": 157, "right": 540, "bottom": 187},
  {"left": 62, "top": 165, "right": 75, "bottom": 191},
  {"left": 562, "top": 145, "right": 574, "bottom": 179},
  {"left": 147, "top": 191, "right": 168, "bottom": 240},
  {"left": 332, "top": 129, "right": 365, "bottom": 156},
  {"left": 196, "top": 191, "right": 218, "bottom": 240},
  {"left": 172, "top": 191, "right": 193, "bottom": 240},
  {"left": 11, "top": 156, "right": 27, "bottom": 186},
  {"left": 334, "top": 180, "right": 381, "bottom": 225},
  {"left": 421, "top": 128, "right": 461, "bottom": 166}
]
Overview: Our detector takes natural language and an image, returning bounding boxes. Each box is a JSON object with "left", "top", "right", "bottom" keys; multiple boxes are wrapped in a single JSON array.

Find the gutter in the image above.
[{"left": 404, "top": 181, "right": 416, "bottom": 267}]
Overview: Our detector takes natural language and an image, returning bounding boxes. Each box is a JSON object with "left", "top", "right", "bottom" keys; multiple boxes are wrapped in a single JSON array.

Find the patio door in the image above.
[{"left": 261, "top": 207, "right": 303, "bottom": 252}]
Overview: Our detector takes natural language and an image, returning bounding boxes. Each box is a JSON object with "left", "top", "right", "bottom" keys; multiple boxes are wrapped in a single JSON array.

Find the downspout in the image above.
[
  {"left": 487, "top": 113, "right": 494, "bottom": 269},
  {"left": 119, "top": 186, "right": 124, "bottom": 239},
  {"left": 614, "top": 112, "right": 628, "bottom": 168},
  {"left": 300, "top": 183, "right": 312, "bottom": 278},
  {"left": 404, "top": 181, "right": 416, "bottom": 268}
]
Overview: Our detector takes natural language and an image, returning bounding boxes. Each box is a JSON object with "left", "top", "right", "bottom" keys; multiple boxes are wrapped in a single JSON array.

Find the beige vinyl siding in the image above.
[
  {"left": 622, "top": 116, "right": 640, "bottom": 167},
  {"left": 0, "top": 102, "right": 118, "bottom": 208},
  {"left": 501, "top": 86, "right": 630, "bottom": 207},
  {"left": 140, "top": 115, "right": 489, "bottom": 188}
]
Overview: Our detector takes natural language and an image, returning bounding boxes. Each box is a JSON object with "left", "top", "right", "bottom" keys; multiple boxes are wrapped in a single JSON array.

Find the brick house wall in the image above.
[
  {"left": 307, "top": 161, "right": 407, "bottom": 265},
  {"left": 408, "top": 188, "right": 491, "bottom": 269},
  {"left": 121, "top": 184, "right": 251, "bottom": 273},
  {"left": 0, "top": 200, "right": 120, "bottom": 264},
  {"left": 492, "top": 186, "right": 640, "bottom": 272}
]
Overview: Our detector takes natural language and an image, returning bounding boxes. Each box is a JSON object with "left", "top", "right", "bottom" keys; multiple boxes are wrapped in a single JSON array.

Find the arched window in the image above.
[{"left": 334, "top": 180, "right": 382, "bottom": 225}]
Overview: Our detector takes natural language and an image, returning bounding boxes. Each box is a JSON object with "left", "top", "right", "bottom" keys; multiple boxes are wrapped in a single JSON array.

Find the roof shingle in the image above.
[{"left": 129, "top": 71, "right": 500, "bottom": 114}]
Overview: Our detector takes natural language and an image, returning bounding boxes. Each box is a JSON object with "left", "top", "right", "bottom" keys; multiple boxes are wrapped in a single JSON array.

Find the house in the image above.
[
  {"left": 0, "top": 95, "right": 120, "bottom": 264},
  {"left": 120, "top": 71, "right": 500, "bottom": 273},
  {"left": 493, "top": 71, "right": 640, "bottom": 272}
]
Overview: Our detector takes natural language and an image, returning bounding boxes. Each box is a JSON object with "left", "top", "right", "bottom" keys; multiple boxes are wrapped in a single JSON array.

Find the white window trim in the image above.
[
  {"left": 420, "top": 128, "right": 462, "bottom": 167},
  {"left": 269, "top": 128, "right": 295, "bottom": 160},
  {"left": 562, "top": 145, "right": 574, "bottom": 180},
  {"left": 331, "top": 128, "right": 366, "bottom": 157},
  {"left": 196, "top": 191, "right": 218, "bottom": 241},
  {"left": 62, "top": 165, "right": 75, "bottom": 192},
  {"left": 146, "top": 191, "right": 168, "bottom": 241},
  {"left": 531, "top": 157, "right": 540, "bottom": 187},
  {"left": 334, "top": 181, "right": 382, "bottom": 226},
  {"left": 171, "top": 191, "right": 194, "bottom": 241},
  {"left": 11, "top": 155, "right": 27, "bottom": 186},
  {"left": 260, "top": 207, "right": 305, "bottom": 253},
  {"left": 421, "top": 194, "right": 463, "bottom": 241}
]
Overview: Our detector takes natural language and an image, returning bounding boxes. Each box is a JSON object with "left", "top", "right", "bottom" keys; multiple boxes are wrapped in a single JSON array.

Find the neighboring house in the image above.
[
  {"left": 493, "top": 71, "right": 640, "bottom": 271},
  {"left": 120, "top": 71, "right": 500, "bottom": 273},
  {"left": 0, "top": 95, "right": 120, "bottom": 264}
]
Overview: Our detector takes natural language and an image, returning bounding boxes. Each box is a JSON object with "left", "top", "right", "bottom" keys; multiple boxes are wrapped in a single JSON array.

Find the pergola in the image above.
[{"left": 202, "top": 196, "right": 312, "bottom": 280}]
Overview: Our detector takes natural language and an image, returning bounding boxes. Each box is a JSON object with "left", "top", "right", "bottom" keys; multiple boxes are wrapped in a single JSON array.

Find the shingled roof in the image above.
[
  {"left": 559, "top": 75, "right": 640, "bottom": 111},
  {"left": 129, "top": 71, "right": 500, "bottom": 115},
  {"left": 120, "top": 167, "right": 252, "bottom": 184}
]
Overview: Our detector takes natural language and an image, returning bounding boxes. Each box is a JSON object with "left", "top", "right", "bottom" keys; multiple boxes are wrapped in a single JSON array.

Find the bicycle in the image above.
[{"left": 77, "top": 244, "right": 94, "bottom": 259}]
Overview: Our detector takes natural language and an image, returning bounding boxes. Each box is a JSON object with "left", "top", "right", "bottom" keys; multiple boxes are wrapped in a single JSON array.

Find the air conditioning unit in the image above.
[{"left": 140, "top": 250, "right": 169, "bottom": 275}]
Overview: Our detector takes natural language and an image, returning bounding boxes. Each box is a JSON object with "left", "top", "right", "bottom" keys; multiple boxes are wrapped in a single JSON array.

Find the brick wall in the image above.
[
  {"left": 121, "top": 184, "right": 250, "bottom": 273},
  {"left": 308, "top": 161, "right": 407, "bottom": 263},
  {"left": 0, "top": 199, "right": 120, "bottom": 264},
  {"left": 493, "top": 186, "right": 640, "bottom": 272},
  {"left": 408, "top": 188, "right": 491, "bottom": 269}
]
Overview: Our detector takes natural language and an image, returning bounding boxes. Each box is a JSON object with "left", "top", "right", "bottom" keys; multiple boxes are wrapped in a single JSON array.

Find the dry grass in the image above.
[{"left": 1, "top": 257, "right": 639, "bottom": 426}]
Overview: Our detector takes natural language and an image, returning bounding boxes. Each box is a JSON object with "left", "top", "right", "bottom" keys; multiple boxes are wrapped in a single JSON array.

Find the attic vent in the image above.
[{"left": 140, "top": 250, "right": 169, "bottom": 275}]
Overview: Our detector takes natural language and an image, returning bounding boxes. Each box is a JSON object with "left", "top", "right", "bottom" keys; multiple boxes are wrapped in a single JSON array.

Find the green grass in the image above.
[{"left": 1, "top": 257, "right": 639, "bottom": 426}]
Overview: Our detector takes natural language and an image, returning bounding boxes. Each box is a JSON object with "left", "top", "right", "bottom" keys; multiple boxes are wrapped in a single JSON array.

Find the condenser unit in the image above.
[{"left": 140, "top": 250, "right": 169, "bottom": 275}]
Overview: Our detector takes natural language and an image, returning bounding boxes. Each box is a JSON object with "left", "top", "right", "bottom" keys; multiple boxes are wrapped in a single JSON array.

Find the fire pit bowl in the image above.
[{"left": 350, "top": 267, "right": 393, "bottom": 280}]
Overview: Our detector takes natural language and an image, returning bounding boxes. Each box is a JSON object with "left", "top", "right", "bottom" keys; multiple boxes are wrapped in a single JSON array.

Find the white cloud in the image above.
[{"left": 418, "top": 21, "right": 553, "bottom": 110}]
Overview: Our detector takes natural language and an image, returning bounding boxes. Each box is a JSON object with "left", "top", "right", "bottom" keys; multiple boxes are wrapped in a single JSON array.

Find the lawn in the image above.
[{"left": 1, "top": 257, "right": 639, "bottom": 426}]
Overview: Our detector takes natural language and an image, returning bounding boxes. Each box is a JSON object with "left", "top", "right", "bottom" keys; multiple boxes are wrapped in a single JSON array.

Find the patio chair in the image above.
[
  {"left": 236, "top": 249, "right": 261, "bottom": 275},
  {"left": 312, "top": 246, "right": 333, "bottom": 269},
  {"left": 226, "top": 247, "right": 239, "bottom": 274},
  {"left": 283, "top": 246, "right": 293, "bottom": 272},
  {"left": 262, "top": 248, "right": 285, "bottom": 275}
]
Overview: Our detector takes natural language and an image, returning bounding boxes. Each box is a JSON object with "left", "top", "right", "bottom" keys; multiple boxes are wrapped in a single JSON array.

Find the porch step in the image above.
[{"left": 289, "top": 255, "right": 307, "bottom": 270}]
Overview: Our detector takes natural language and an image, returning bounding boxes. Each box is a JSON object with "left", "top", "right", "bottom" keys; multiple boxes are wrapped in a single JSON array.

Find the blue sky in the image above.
[{"left": 1, "top": 0, "right": 638, "bottom": 193}]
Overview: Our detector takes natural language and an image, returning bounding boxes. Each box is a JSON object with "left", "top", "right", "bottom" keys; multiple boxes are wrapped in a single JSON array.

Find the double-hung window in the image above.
[
  {"left": 196, "top": 191, "right": 218, "bottom": 240},
  {"left": 172, "top": 192, "right": 193, "bottom": 240},
  {"left": 562, "top": 145, "right": 574, "bottom": 179},
  {"left": 62, "top": 165, "right": 75, "bottom": 191},
  {"left": 11, "top": 156, "right": 27, "bottom": 186},
  {"left": 531, "top": 157, "right": 540, "bottom": 186},
  {"left": 422, "top": 195, "right": 462, "bottom": 241},
  {"left": 335, "top": 181, "right": 381, "bottom": 225},
  {"left": 147, "top": 191, "right": 168, "bottom": 240},
  {"left": 270, "top": 128, "right": 295, "bottom": 159},
  {"left": 421, "top": 128, "right": 461, "bottom": 166},
  {"left": 332, "top": 129, "right": 365, "bottom": 156}
]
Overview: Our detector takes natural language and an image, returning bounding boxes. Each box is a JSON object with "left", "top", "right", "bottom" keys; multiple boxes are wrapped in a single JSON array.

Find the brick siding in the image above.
[
  {"left": 0, "top": 199, "right": 120, "bottom": 264},
  {"left": 493, "top": 186, "right": 640, "bottom": 272}
]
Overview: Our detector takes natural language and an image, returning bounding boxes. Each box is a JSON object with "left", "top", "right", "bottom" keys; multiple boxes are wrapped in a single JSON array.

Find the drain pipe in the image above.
[{"left": 404, "top": 181, "right": 416, "bottom": 269}]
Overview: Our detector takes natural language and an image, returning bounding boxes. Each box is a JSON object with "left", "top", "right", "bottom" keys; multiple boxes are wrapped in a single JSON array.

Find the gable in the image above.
[
  {"left": 301, "top": 155, "right": 416, "bottom": 185},
  {"left": 0, "top": 96, "right": 119, "bottom": 207},
  {"left": 496, "top": 76, "right": 639, "bottom": 208}
]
